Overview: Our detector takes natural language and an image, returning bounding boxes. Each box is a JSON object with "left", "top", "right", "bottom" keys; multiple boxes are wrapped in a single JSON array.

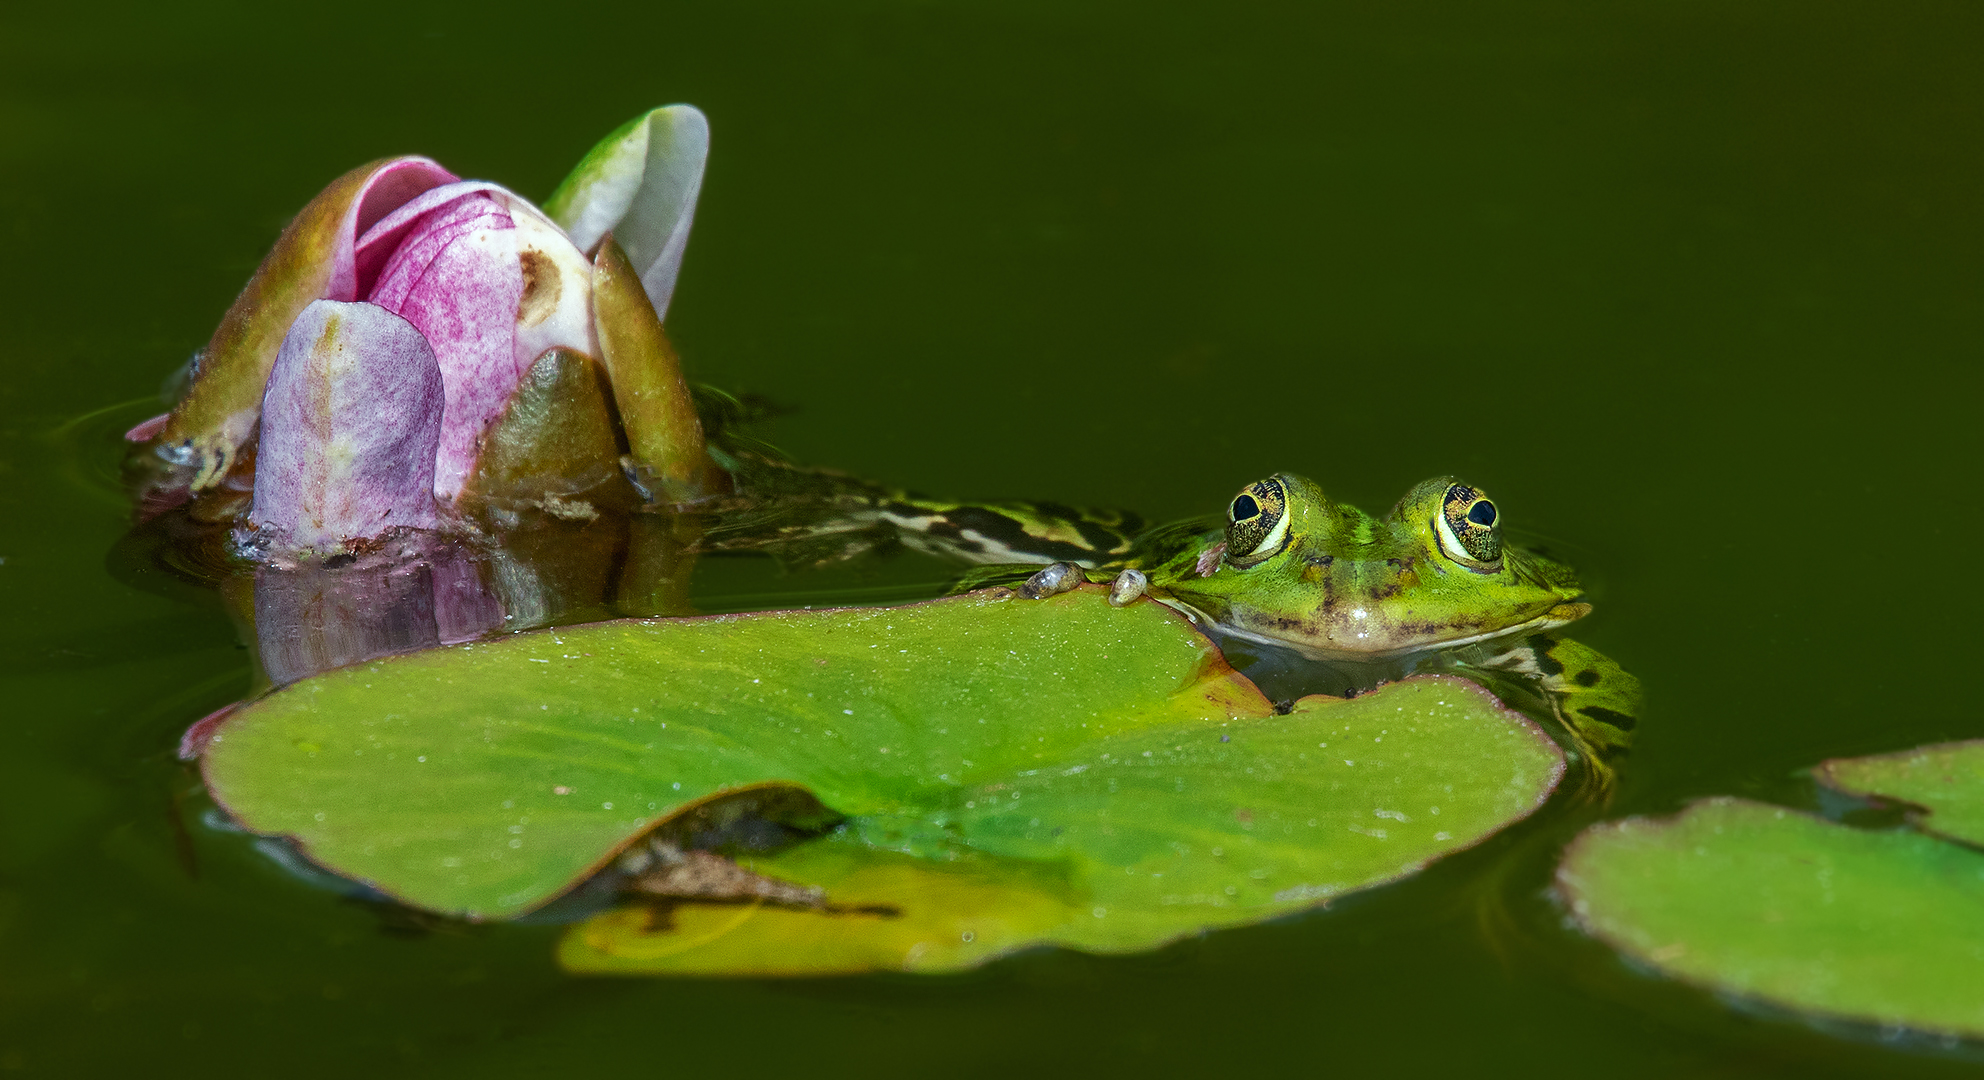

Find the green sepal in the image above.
[
  {"left": 592, "top": 236, "right": 711, "bottom": 504},
  {"left": 459, "top": 346, "right": 625, "bottom": 514}
]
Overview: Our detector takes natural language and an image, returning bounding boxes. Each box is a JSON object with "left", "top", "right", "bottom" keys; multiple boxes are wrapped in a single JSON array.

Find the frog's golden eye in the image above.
[
  {"left": 1225, "top": 477, "right": 1291, "bottom": 567},
  {"left": 1436, "top": 483, "right": 1503, "bottom": 567}
]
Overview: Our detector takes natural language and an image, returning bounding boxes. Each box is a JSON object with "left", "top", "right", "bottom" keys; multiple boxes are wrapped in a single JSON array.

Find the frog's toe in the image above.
[
  {"left": 1020, "top": 562, "right": 1087, "bottom": 599},
  {"left": 1108, "top": 568, "right": 1148, "bottom": 607}
]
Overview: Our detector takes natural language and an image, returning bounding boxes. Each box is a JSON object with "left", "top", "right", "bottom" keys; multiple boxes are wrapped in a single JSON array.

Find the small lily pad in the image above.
[
  {"left": 199, "top": 584, "right": 1565, "bottom": 970},
  {"left": 1559, "top": 794, "right": 1984, "bottom": 1039},
  {"left": 1816, "top": 740, "right": 1984, "bottom": 847}
]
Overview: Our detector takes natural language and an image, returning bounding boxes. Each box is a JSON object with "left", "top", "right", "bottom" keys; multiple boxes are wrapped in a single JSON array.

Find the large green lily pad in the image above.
[
  {"left": 1559, "top": 787, "right": 1984, "bottom": 1038},
  {"left": 1816, "top": 740, "right": 1984, "bottom": 847},
  {"left": 199, "top": 584, "right": 1566, "bottom": 970}
]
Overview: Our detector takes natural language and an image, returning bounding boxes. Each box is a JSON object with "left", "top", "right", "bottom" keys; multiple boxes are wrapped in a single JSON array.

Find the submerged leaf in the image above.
[
  {"left": 197, "top": 586, "right": 1563, "bottom": 969},
  {"left": 562, "top": 838, "right": 1082, "bottom": 976}
]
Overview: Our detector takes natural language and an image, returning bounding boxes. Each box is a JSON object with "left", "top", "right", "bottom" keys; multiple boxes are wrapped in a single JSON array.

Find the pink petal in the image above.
[
  {"left": 365, "top": 189, "right": 525, "bottom": 502},
  {"left": 352, "top": 179, "right": 511, "bottom": 299},
  {"left": 250, "top": 300, "right": 444, "bottom": 550},
  {"left": 125, "top": 413, "right": 170, "bottom": 442},
  {"left": 324, "top": 158, "right": 461, "bottom": 302}
]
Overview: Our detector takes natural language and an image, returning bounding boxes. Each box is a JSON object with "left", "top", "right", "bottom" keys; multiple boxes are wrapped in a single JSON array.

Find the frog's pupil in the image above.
[
  {"left": 1467, "top": 500, "right": 1497, "bottom": 527},
  {"left": 1232, "top": 495, "right": 1260, "bottom": 521}
]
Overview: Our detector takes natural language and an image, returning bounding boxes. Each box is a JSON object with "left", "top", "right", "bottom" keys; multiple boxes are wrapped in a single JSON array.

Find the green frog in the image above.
[{"left": 706, "top": 449, "right": 1639, "bottom": 797}]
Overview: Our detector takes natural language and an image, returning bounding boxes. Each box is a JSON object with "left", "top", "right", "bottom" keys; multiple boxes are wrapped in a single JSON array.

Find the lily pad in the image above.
[
  {"left": 1816, "top": 740, "right": 1984, "bottom": 847},
  {"left": 198, "top": 584, "right": 1564, "bottom": 969},
  {"left": 1559, "top": 795, "right": 1984, "bottom": 1039}
]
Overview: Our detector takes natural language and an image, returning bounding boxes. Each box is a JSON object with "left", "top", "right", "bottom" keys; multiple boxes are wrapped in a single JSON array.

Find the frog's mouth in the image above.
[{"left": 1157, "top": 598, "right": 1593, "bottom": 662}]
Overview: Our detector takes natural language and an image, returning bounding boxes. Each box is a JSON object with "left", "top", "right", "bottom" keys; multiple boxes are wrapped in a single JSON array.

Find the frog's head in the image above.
[{"left": 1158, "top": 473, "right": 1591, "bottom": 659}]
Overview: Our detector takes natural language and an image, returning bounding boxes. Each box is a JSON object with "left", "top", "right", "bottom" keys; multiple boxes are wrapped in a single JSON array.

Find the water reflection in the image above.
[{"left": 115, "top": 509, "right": 701, "bottom": 691}]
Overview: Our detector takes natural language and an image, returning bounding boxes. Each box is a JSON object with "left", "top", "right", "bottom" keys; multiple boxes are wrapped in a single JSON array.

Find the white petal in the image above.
[{"left": 543, "top": 105, "right": 709, "bottom": 321}]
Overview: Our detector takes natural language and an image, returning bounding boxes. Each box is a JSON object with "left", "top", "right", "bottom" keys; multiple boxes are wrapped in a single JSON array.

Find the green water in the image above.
[{"left": 3, "top": 1, "right": 1980, "bottom": 1074}]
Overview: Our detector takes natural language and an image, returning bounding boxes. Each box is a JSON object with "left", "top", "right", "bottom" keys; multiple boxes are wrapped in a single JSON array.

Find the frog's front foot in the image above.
[
  {"left": 1107, "top": 568, "right": 1148, "bottom": 607},
  {"left": 1019, "top": 562, "right": 1087, "bottom": 599}
]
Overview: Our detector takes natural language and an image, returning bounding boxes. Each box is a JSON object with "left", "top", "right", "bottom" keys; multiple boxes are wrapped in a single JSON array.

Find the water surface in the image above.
[{"left": 2, "top": 2, "right": 1979, "bottom": 1075}]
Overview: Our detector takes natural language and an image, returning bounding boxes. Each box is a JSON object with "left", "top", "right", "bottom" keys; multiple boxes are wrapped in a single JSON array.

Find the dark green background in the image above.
[{"left": 2, "top": 1, "right": 1979, "bottom": 1075}]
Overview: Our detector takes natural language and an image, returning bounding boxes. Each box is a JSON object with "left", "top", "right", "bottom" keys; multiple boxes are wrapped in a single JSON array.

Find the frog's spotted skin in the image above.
[
  {"left": 878, "top": 499, "right": 1143, "bottom": 567},
  {"left": 691, "top": 443, "right": 1145, "bottom": 571},
  {"left": 1462, "top": 634, "right": 1639, "bottom": 770}
]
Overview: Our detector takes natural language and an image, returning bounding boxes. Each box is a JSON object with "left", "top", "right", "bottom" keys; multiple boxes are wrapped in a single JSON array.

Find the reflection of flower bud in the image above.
[{"left": 128, "top": 106, "right": 716, "bottom": 556}]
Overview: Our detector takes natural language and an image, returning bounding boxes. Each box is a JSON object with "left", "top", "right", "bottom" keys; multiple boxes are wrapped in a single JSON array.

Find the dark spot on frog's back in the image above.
[
  {"left": 1575, "top": 669, "right": 1601, "bottom": 687},
  {"left": 924, "top": 519, "right": 983, "bottom": 553},
  {"left": 943, "top": 507, "right": 1094, "bottom": 562},
  {"left": 1578, "top": 705, "right": 1638, "bottom": 732},
  {"left": 1072, "top": 517, "right": 1129, "bottom": 554},
  {"left": 1528, "top": 636, "right": 1565, "bottom": 676}
]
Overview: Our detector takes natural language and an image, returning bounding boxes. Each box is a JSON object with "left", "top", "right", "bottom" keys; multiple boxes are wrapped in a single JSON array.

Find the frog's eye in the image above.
[
  {"left": 1436, "top": 484, "right": 1503, "bottom": 567},
  {"left": 1225, "top": 477, "right": 1291, "bottom": 567}
]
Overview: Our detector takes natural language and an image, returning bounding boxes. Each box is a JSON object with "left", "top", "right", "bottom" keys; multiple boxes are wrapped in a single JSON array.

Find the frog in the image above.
[
  {"left": 701, "top": 445, "right": 1639, "bottom": 797},
  {"left": 1010, "top": 473, "right": 1641, "bottom": 797}
]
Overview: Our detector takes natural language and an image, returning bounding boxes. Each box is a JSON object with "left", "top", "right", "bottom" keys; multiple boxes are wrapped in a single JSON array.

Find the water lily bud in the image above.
[
  {"left": 250, "top": 300, "right": 444, "bottom": 551},
  {"left": 131, "top": 106, "right": 713, "bottom": 543},
  {"left": 544, "top": 105, "right": 709, "bottom": 321}
]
